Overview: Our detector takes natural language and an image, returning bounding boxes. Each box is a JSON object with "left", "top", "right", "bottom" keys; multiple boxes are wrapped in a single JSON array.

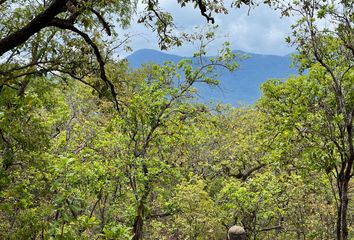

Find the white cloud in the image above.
[{"left": 119, "top": 1, "right": 297, "bottom": 56}]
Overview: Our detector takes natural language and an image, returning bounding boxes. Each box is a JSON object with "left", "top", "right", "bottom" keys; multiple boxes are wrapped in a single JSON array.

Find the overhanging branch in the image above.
[
  {"left": 0, "top": 0, "right": 69, "bottom": 56},
  {"left": 196, "top": 0, "right": 214, "bottom": 23},
  {"left": 48, "top": 18, "right": 120, "bottom": 112}
]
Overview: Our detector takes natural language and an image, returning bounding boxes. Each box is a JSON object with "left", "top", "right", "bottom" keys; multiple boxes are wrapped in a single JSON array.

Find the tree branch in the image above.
[
  {"left": 258, "top": 225, "right": 282, "bottom": 232},
  {"left": 0, "top": 0, "right": 69, "bottom": 56},
  {"left": 229, "top": 163, "right": 267, "bottom": 181},
  {"left": 90, "top": 8, "right": 111, "bottom": 36},
  {"left": 48, "top": 18, "right": 121, "bottom": 112},
  {"left": 196, "top": 0, "right": 214, "bottom": 23}
]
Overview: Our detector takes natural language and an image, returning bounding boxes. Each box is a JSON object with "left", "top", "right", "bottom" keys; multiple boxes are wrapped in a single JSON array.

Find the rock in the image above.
[{"left": 228, "top": 225, "right": 246, "bottom": 240}]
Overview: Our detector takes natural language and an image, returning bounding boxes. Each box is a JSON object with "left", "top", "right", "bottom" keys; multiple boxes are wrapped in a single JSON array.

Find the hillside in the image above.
[{"left": 126, "top": 49, "right": 298, "bottom": 105}]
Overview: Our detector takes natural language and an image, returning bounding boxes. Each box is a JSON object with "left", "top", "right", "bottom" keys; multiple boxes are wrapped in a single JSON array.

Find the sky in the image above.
[{"left": 120, "top": 1, "right": 297, "bottom": 57}]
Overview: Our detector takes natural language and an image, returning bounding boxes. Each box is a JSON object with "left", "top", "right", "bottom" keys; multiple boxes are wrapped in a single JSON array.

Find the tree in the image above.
[
  {"left": 277, "top": 1, "right": 354, "bottom": 239},
  {"left": 0, "top": 0, "right": 258, "bottom": 55},
  {"left": 0, "top": 0, "right": 265, "bottom": 112},
  {"left": 0, "top": 24, "right": 239, "bottom": 238},
  {"left": 0, "top": 0, "right": 139, "bottom": 111},
  {"left": 3, "top": 1, "right": 352, "bottom": 239},
  {"left": 118, "top": 37, "right": 237, "bottom": 239},
  {"left": 259, "top": 61, "right": 354, "bottom": 239}
]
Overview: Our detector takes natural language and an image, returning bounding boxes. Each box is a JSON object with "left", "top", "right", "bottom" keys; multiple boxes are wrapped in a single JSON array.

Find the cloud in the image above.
[
  {"left": 222, "top": 6, "right": 296, "bottom": 55},
  {"left": 119, "top": 2, "right": 296, "bottom": 56}
]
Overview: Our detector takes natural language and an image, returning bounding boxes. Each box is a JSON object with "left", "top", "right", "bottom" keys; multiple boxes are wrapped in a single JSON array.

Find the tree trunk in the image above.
[
  {"left": 338, "top": 179, "right": 349, "bottom": 240},
  {"left": 131, "top": 157, "right": 150, "bottom": 240},
  {"left": 336, "top": 170, "right": 351, "bottom": 240},
  {"left": 132, "top": 202, "right": 144, "bottom": 240},
  {"left": 336, "top": 201, "right": 341, "bottom": 240}
]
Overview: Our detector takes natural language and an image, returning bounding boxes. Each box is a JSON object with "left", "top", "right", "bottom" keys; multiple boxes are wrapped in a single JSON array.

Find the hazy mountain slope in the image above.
[{"left": 126, "top": 49, "right": 298, "bottom": 105}]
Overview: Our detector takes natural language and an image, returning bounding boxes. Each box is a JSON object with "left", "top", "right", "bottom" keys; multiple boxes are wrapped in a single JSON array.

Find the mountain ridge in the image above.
[{"left": 126, "top": 49, "right": 298, "bottom": 105}]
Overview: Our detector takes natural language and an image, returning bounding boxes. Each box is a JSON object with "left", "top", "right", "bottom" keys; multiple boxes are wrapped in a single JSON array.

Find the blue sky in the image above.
[{"left": 121, "top": 1, "right": 296, "bottom": 56}]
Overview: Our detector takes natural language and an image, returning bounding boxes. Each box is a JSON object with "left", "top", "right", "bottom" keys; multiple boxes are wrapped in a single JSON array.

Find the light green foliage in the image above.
[
  {"left": 0, "top": 39, "right": 244, "bottom": 239},
  {"left": 257, "top": 2, "right": 353, "bottom": 238},
  {"left": 259, "top": 63, "right": 352, "bottom": 174},
  {"left": 172, "top": 179, "right": 223, "bottom": 240},
  {"left": 0, "top": 67, "right": 342, "bottom": 239},
  {"left": 259, "top": 62, "right": 353, "bottom": 238},
  {"left": 1, "top": 1, "right": 351, "bottom": 238}
]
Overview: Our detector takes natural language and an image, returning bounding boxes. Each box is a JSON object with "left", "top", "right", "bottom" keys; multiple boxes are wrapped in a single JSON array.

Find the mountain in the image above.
[{"left": 126, "top": 49, "right": 298, "bottom": 105}]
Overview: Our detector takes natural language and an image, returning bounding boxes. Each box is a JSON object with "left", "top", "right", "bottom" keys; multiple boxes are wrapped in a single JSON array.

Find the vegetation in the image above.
[{"left": 0, "top": 0, "right": 353, "bottom": 239}]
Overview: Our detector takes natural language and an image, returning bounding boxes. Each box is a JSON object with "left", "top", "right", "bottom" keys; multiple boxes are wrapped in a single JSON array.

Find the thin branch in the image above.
[
  {"left": 258, "top": 225, "right": 283, "bottom": 232},
  {"left": 49, "top": 68, "right": 100, "bottom": 92},
  {"left": 2, "top": 60, "right": 55, "bottom": 74},
  {"left": 48, "top": 18, "right": 121, "bottom": 112},
  {"left": 0, "top": 128, "right": 10, "bottom": 146},
  {"left": 90, "top": 8, "right": 111, "bottom": 36},
  {"left": 1, "top": 70, "right": 42, "bottom": 84}
]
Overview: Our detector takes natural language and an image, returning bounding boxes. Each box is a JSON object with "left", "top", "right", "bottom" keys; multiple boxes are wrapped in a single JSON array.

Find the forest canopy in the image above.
[{"left": 0, "top": 0, "right": 353, "bottom": 240}]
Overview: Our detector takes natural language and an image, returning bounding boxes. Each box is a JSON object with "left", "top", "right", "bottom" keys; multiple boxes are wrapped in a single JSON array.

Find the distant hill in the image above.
[{"left": 126, "top": 49, "right": 298, "bottom": 105}]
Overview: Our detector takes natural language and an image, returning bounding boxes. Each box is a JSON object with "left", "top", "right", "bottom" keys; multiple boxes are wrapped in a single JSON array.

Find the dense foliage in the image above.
[{"left": 0, "top": 0, "right": 353, "bottom": 239}]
